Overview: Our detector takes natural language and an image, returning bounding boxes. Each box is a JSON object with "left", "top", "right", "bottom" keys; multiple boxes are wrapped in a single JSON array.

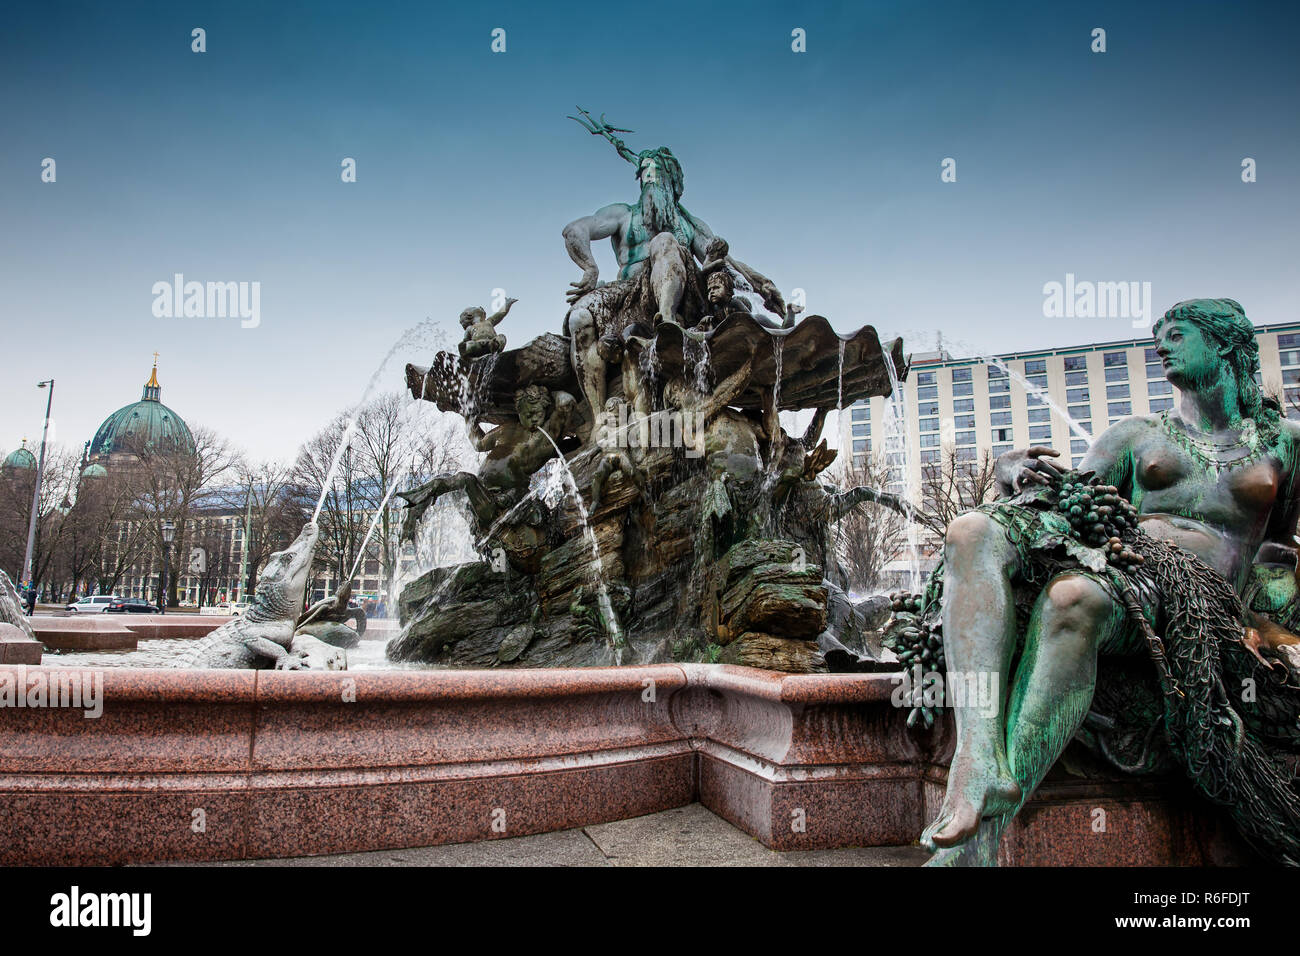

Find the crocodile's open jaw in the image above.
[
  {"left": 280, "top": 522, "right": 319, "bottom": 602},
  {"left": 253, "top": 522, "right": 320, "bottom": 617}
]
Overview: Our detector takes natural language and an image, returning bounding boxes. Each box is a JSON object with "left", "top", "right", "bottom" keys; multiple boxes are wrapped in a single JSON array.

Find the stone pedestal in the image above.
[{"left": 0, "top": 623, "right": 42, "bottom": 664}]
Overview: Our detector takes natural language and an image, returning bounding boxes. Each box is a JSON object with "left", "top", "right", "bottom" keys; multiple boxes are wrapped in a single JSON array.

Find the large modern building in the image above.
[{"left": 840, "top": 321, "right": 1300, "bottom": 570}]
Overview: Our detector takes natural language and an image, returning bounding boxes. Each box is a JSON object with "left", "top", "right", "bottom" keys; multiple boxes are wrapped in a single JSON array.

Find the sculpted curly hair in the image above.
[{"left": 1154, "top": 298, "right": 1280, "bottom": 427}]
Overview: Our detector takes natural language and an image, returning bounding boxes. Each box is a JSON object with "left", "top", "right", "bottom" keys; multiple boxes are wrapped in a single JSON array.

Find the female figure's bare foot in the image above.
[
  {"left": 924, "top": 821, "right": 1002, "bottom": 866},
  {"left": 921, "top": 758, "right": 1021, "bottom": 850}
]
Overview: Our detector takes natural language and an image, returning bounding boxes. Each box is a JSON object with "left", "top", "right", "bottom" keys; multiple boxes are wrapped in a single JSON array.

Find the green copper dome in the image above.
[
  {"left": 3, "top": 442, "right": 36, "bottom": 471},
  {"left": 89, "top": 363, "right": 195, "bottom": 459},
  {"left": 81, "top": 462, "right": 108, "bottom": 479}
]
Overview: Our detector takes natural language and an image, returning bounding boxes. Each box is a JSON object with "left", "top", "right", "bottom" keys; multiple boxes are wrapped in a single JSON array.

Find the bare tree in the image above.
[
  {"left": 917, "top": 447, "right": 999, "bottom": 537},
  {"left": 295, "top": 412, "right": 367, "bottom": 601},
  {"left": 295, "top": 393, "right": 478, "bottom": 605},
  {"left": 216, "top": 460, "right": 310, "bottom": 598},
  {"left": 119, "top": 424, "right": 236, "bottom": 608},
  {"left": 19, "top": 447, "right": 79, "bottom": 598},
  {"left": 0, "top": 459, "right": 39, "bottom": 581},
  {"left": 832, "top": 452, "right": 907, "bottom": 591}
]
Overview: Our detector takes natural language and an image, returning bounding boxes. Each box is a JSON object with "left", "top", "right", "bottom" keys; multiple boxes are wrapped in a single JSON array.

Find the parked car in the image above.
[
  {"left": 214, "top": 601, "right": 251, "bottom": 616},
  {"left": 104, "top": 598, "right": 157, "bottom": 614},
  {"left": 65, "top": 595, "right": 121, "bottom": 613}
]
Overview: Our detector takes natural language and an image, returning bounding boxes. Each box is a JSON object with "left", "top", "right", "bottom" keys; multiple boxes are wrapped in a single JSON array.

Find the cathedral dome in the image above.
[
  {"left": 88, "top": 361, "right": 195, "bottom": 460},
  {"left": 2, "top": 441, "right": 36, "bottom": 472}
]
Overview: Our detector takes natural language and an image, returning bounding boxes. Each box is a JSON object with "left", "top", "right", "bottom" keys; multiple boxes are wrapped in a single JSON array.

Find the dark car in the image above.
[{"left": 104, "top": 598, "right": 157, "bottom": 614}]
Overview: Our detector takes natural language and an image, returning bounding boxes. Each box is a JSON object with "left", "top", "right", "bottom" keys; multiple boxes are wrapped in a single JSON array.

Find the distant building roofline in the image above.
[{"left": 908, "top": 319, "right": 1300, "bottom": 369}]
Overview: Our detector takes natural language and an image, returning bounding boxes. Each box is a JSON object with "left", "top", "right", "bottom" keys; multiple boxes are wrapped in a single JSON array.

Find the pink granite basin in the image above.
[{"left": 0, "top": 662, "right": 1246, "bottom": 866}]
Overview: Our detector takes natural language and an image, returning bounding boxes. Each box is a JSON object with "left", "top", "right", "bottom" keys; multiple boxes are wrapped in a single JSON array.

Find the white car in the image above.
[
  {"left": 214, "top": 601, "right": 251, "bottom": 616},
  {"left": 65, "top": 595, "right": 122, "bottom": 613}
]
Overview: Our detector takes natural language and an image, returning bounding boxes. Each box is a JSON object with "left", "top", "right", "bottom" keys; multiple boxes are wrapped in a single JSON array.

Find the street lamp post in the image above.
[
  {"left": 20, "top": 379, "right": 54, "bottom": 598},
  {"left": 160, "top": 520, "right": 175, "bottom": 615}
]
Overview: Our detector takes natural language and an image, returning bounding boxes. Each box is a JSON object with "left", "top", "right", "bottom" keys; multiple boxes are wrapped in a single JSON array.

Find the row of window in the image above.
[
  {"left": 853, "top": 334, "right": 1300, "bottom": 455},
  {"left": 907, "top": 338, "right": 1300, "bottom": 402}
]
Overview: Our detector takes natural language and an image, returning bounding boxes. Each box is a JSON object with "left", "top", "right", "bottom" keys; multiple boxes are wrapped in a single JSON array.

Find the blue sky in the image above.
[{"left": 2, "top": 0, "right": 1297, "bottom": 461}]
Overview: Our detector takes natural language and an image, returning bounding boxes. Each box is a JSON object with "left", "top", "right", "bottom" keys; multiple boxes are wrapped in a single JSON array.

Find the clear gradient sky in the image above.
[{"left": 2, "top": 0, "right": 1298, "bottom": 462}]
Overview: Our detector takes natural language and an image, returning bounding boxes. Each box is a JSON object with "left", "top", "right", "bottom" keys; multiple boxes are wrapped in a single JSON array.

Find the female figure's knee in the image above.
[
  {"left": 1043, "top": 575, "right": 1112, "bottom": 635},
  {"left": 945, "top": 512, "right": 996, "bottom": 556}
]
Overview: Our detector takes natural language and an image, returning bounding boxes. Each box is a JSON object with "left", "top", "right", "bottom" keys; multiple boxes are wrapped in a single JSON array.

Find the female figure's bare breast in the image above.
[{"left": 1128, "top": 421, "right": 1283, "bottom": 586}]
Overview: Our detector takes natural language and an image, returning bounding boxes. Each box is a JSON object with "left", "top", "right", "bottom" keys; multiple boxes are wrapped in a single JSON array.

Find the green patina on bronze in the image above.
[{"left": 896, "top": 297, "right": 1300, "bottom": 866}]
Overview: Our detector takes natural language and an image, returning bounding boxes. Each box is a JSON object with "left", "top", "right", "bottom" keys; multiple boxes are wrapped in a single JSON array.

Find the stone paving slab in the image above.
[{"left": 187, "top": 804, "right": 928, "bottom": 867}]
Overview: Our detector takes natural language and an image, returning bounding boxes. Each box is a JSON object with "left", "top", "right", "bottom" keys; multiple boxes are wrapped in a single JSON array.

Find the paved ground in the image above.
[{"left": 200, "top": 803, "right": 928, "bottom": 867}]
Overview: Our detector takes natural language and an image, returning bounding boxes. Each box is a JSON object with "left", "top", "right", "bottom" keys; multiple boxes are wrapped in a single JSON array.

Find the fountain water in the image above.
[
  {"left": 766, "top": 334, "right": 785, "bottom": 477},
  {"left": 312, "top": 318, "right": 448, "bottom": 522},
  {"left": 836, "top": 338, "right": 845, "bottom": 412},
  {"left": 537, "top": 428, "right": 626, "bottom": 664},
  {"left": 882, "top": 354, "right": 922, "bottom": 591},
  {"left": 984, "top": 354, "right": 1095, "bottom": 447},
  {"left": 689, "top": 331, "right": 712, "bottom": 394}
]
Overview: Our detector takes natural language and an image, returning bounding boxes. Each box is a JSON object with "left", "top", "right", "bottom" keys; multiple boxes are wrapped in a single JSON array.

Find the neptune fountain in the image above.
[
  {"left": 167, "top": 114, "right": 1300, "bottom": 869},
  {"left": 388, "top": 110, "right": 904, "bottom": 671}
]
